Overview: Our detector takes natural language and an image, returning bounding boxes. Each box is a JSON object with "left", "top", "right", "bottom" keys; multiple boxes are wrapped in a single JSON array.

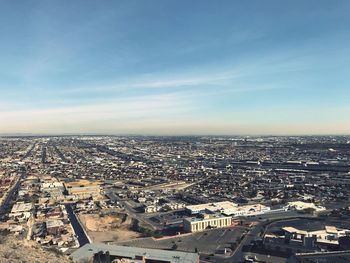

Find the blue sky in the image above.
[{"left": 0, "top": 0, "right": 349, "bottom": 135}]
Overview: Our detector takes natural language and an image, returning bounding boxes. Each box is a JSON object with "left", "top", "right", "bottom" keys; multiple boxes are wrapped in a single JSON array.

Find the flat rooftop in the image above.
[
  {"left": 184, "top": 213, "right": 231, "bottom": 222},
  {"left": 71, "top": 243, "right": 199, "bottom": 263},
  {"left": 11, "top": 202, "right": 33, "bottom": 213},
  {"left": 186, "top": 201, "right": 237, "bottom": 212},
  {"left": 65, "top": 179, "right": 101, "bottom": 187},
  {"left": 294, "top": 251, "right": 350, "bottom": 263}
]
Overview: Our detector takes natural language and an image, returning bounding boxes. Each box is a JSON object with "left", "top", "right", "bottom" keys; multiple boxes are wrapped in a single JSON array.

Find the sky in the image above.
[{"left": 0, "top": 0, "right": 350, "bottom": 135}]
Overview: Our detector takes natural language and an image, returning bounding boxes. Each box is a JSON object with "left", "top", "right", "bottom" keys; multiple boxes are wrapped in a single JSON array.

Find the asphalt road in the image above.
[
  {"left": 65, "top": 204, "right": 90, "bottom": 247},
  {"left": 0, "top": 175, "right": 23, "bottom": 216}
]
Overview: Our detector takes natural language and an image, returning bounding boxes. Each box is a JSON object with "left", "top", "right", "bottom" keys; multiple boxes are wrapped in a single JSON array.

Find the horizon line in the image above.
[{"left": 1, "top": 132, "right": 349, "bottom": 138}]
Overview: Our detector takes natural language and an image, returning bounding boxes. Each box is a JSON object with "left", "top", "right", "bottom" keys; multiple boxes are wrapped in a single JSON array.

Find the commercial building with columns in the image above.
[{"left": 183, "top": 214, "right": 233, "bottom": 232}]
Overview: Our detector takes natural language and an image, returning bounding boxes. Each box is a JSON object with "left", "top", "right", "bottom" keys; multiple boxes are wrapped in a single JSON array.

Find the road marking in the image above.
[{"left": 220, "top": 229, "right": 227, "bottom": 237}]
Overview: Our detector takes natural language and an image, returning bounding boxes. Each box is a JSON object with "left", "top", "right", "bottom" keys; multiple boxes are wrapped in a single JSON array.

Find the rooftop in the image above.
[
  {"left": 71, "top": 243, "right": 199, "bottom": 263},
  {"left": 186, "top": 201, "right": 237, "bottom": 213}
]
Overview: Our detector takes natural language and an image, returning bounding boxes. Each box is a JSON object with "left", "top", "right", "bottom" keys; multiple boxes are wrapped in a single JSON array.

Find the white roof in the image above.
[
  {"left": 186, "top": 201, "right": 237, "bottom": 213},
  {"left": 46, "top": 219, "right": 64, "bottom": 229},
  {"left": 11, "top": 202, "right": 33, "bottom": 213}
]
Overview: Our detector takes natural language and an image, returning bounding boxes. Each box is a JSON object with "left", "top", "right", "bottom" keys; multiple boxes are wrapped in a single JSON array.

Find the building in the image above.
[
  {"left": 288, "top": 201, "right": 326, "bottom": 212},
  {"left": 185, "top": 201, "right": 270, "bottom": 217},
  {"left": 223, "top": 203, "right": 271, "bottom": 217},
  {"left": 183, "top": 213, "right": 233, "bottom": 232},
  {"left": 185, "top": 201, "right": 237, "bottom": 215},
  {"left": 9, "top": 201, "right": 33, "bottom": 220},
  {"left": 283, "top": 225, "right": 350, "bottom": 245},
  {"left": 287, "top": 251, "right": 350, "bottom": 263},
  {"left": 46, "top": 219, "right": 65, "bottom": 235},
  {"left": 143, "top": 204, "right": 162, "bottom": 213},
  {"left": 64, "top": 180, "right": 102, "bottom": 200},
  {"left": 41, "top": 181, "right": 64, "bottom": 191},
  {"left": 71, "top": 243, "right": 200, "bottom": 263}
]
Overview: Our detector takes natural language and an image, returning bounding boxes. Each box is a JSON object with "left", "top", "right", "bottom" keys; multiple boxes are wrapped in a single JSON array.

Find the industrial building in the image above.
[
  {"left": 185, "top": 201, "right": 270, "bottom": 217},
  {"left": 64, "top": 179, "right": 102, "bottom": 200},
  {"left": 185, "top": 201, "right": 237, "bottom": 215},
  {"left": 223, "top": 203, "right": 271, "bottom": 217},
  {"left": 70, "top": 243, "right": 200, "bottom": 263}
]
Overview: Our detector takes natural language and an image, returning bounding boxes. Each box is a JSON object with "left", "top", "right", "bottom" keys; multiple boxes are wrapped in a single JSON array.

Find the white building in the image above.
[
  {"left": 9, "top": 202, "right": 33, "bottom": 220},
  {"left": 283, "top": 225, "right": 350, "bottom": 244},
  {"left": 288, "top": 201, "right": 326, "bottom": 212},
  {"left": 183, "top": 214, "right": 233, "bottom": 232},
  {"left": 186, "top": 201, "right": 238, "bottom": 215},
  {"left": 185, "top": 201, "right": 270, "bottom": 217},
  {"left": 223, "top": 204, "right": 271, "bottom": 217},
  {"left": 41, "top": 182, "right": 64, "bottom": 190}
]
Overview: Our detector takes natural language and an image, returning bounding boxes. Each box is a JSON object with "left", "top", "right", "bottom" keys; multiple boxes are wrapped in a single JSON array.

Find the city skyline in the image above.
[{"left": 1, "top": 0, "right": 350, "bottom": 135}]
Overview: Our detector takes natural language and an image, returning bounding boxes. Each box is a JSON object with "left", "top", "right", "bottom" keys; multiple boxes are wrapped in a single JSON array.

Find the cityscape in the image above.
[
  {"left": 1, "top": 0, "right": 350, "bottom": 262},
  {"left": 0, "top": 135, "right": 349, "bottom": 262}
]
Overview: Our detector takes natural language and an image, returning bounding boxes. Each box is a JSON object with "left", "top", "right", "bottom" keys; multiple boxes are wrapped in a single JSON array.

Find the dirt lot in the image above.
[{"left": 79, "top": 213, "right": 140, "bottom": 243}]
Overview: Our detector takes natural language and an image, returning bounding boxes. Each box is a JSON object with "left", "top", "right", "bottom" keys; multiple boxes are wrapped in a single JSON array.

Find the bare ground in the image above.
[
  {"left": 0, "top": 235, "right": 72, "bottom": 263},
  {"left": 79, "top": 213, "right": 140, "bottom": 243}
]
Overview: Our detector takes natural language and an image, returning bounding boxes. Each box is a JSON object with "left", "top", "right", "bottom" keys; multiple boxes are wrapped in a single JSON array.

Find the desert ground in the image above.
[{"left": 79, "top": 212, "right": 140, "bottom": 243}]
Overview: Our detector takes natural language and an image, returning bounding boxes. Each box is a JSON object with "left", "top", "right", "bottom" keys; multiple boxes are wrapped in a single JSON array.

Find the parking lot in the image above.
[{"left": 116, "top": 226, "right": 247, "bottom": 254}]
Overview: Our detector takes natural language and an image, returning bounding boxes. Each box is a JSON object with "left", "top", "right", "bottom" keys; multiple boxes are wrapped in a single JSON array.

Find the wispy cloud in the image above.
[
  {"left": 64, "top": 46, "right": 331, "bottom": 95},
  {"left": 63, "top": 70, "right": 241, "bottom": 95},
  {"left": 0, "top": 93, "right": 195, "bottom": 133}
]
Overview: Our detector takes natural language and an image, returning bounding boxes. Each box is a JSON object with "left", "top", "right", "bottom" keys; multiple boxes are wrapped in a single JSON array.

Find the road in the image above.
[
  {"left": 65, "top": 204, "right": 90, "bottom": 247},
  {"left": 0, "top": 174, "right": 23, "bottom": 216}
]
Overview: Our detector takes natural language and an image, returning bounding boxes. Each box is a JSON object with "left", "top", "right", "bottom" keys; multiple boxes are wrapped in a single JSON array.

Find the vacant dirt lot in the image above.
[{"left": 79, "top": 213, "right": 140, "bottom": 243}]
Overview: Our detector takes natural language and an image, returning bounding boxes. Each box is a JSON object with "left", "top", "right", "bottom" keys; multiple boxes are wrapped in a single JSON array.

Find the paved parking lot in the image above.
[{"left": 116, "top": 226, "right": 247, "bottom": 254}]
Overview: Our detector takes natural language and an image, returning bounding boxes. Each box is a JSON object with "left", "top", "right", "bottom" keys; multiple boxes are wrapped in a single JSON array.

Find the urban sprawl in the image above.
[{"left": 0, "top": 136, "right": 350, "bottom": 263}]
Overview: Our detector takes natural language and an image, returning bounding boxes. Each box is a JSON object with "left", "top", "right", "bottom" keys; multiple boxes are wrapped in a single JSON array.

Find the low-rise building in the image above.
[
  {"left": 223, "top": 204, "right": 271, "bottom": 217},
  {"left": 71, "top": 243, "right": 200, "bottom": 263},
  {"left": 183, "top": 213, "right": 233, "bottom": 232},
  {"left": 46, "top": 219, "right": 65, "bottom": 235},
  {"left": 283, "top": 225, "right": 350, "bottom": 245},
  {"left": 65, "top": 180, "right": 102, "bottom": 200},
  {"left": 143, "top": 204, "right": 162, "bottom": 213},
  {"left": 9, "top": 201, "right": 33, "bottom": 220},
  {"left": 185, "top": 201, "right": 270, "bottom": 217},
  {"left": 288, "top": 201, "right": 326, "bottom": 212},
  {"left": 185, "top": 201, "right": 237, "bottom": 215}
]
